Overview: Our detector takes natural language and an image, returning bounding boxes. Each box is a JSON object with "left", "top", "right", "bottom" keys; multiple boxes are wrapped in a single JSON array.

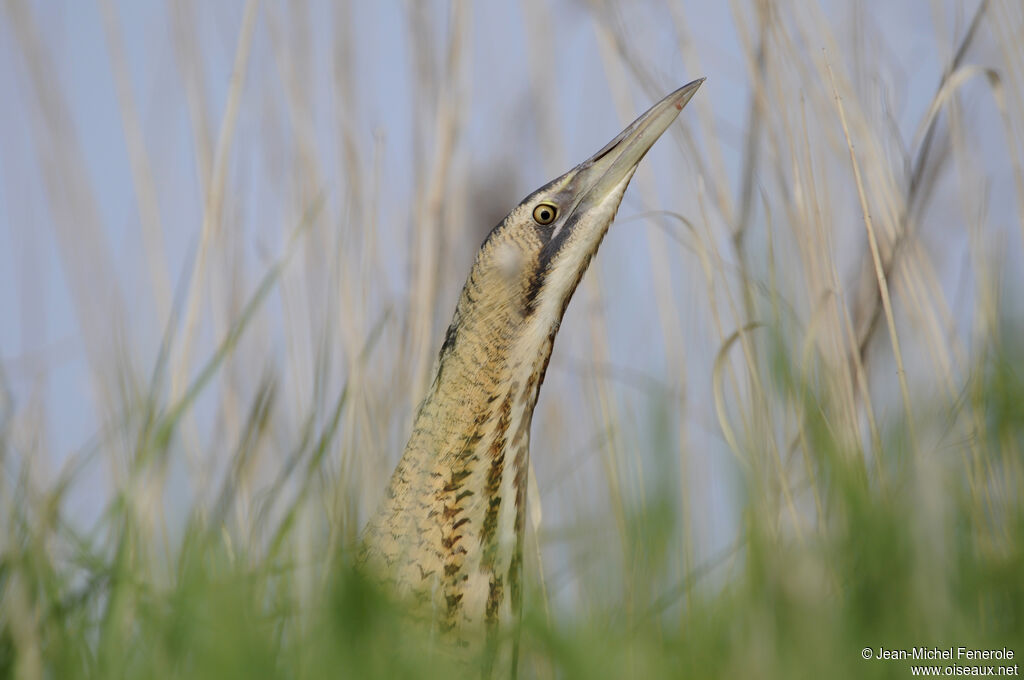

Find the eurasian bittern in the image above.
[{"left": 359, "top": 79, "right": 704, "bottom": 651}]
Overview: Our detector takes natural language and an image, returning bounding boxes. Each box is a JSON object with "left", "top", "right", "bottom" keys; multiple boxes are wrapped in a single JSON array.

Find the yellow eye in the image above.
[{"left": 533, "top": 203, "right": 557, "bottom": 225}]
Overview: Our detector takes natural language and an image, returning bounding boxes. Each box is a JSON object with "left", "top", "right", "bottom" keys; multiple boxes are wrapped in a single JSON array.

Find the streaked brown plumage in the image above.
[{"left": 358, "top": 80, "right": 704, "bottom": 659}]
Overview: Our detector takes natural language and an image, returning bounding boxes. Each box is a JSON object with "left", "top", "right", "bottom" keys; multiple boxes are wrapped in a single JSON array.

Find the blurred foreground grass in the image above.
[
  {"left": 2, "top": 1, "right": 1024, "bottom": 678},
  {"left": 1, "top": 323, "right": 1021, "bottom": 678}
]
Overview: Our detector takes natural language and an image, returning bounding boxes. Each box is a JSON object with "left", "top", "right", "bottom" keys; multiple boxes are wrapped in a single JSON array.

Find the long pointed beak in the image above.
[{"left": 572, "top": 78, "right": 704, "bottom": 210}]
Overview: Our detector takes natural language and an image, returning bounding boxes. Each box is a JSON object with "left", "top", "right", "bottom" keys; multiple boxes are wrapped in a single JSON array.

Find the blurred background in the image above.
[{"left": 1, "top": 1, "right": 1022, "bottom": 678}]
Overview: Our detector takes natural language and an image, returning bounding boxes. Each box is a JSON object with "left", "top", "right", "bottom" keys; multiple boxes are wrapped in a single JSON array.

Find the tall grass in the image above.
[{"left": 1, "top": 0, "right": 1022, "bottom": 678}]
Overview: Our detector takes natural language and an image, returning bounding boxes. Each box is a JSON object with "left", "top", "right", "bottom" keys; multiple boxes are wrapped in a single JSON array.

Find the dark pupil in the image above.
[{"left": 540, "top": 209, "right": 551, "bottom": 221}]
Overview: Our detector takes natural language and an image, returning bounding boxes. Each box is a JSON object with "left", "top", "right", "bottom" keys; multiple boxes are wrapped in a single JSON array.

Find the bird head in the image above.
[{"left": 456, "top": 79, "right": 704, "bottom": 361}]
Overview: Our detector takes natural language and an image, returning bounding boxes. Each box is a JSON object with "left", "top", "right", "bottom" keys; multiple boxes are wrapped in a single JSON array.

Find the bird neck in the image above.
[
  {"left": 360, "top": 260, "right": 560, "bottom": 631},
  {"left": 416, "top": 302, "right": 555, "bottom": 473}
]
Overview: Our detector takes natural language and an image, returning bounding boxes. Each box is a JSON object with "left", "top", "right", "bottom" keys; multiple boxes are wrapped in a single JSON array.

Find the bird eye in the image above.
[{"left": 533, "top": 203, "right": 557, "bottom": 225}]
